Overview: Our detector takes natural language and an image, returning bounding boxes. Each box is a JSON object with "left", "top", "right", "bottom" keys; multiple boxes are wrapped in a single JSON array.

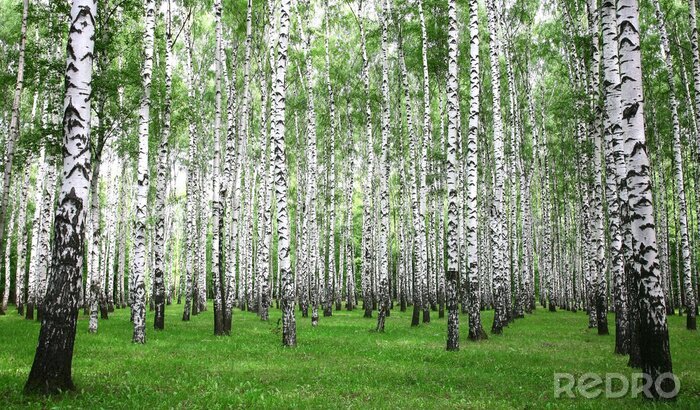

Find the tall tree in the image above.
[
  {"left": 212, "top": 0, "right": 225, "bottom": 335},
  {"left": 445, "top": 0, "right": 460, "bottom": 351},
  {"left": 601, "top": 0, "right": 629, "bottom": 354},
  {"left": 487, "top": 0, "right": 507, "bottom": 334},
  {"left": 132, "top": 0, "right": 157, "bottom": 344},
  {"left": 153, "top": 0, "right": 175, "bottom": 331},
  {"left": 466, "top": 0, "right": 486, "bottom": 341},
  {"left": 0, "top": 0, "right": 28, "bottom": 266},
  {"left": 651, "top": 0, "right": 696, "bottom": 331},
  {"left": 617, "top": 0, "right": 675, "bottom": 397},
  {"left": 375, "top": 0, "right": 390, "bottom": 333},
  {"left": 24, "top": 0, "right": 97, "bottom": 393},
  {"left": 271, "top": 0, "right": 296, "bottom": 346}
]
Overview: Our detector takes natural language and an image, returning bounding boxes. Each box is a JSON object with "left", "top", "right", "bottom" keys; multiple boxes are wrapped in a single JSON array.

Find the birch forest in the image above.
[{"left": 1, "top": 0, "right": 699, "bottom": 406}]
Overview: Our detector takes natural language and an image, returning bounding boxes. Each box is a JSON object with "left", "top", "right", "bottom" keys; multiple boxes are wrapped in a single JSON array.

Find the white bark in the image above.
[{"left": 132, "top": 0, "right": 156, "bottom": 343}]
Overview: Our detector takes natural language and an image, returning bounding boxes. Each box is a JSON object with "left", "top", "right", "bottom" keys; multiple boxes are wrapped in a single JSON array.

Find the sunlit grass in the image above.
[{"left": 0, "top": 302, "right": 698, "bottom": 408}]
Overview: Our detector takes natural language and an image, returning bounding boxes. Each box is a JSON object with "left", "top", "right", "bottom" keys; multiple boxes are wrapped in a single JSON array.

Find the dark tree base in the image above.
[
  {"left": 598, "top": 322, "right": 609, "bottom": 335},
  {"left": 468, "top": 326, "right": 488, "bottom": 341},
  {"left": 363, "top": 309, "right": 372, "bottom": 318},
  {"left": 100, "top": 305, "right": 109, "bottom": 320},
  {"left": 24, "top": 374, "right": 75, "bottom": 396},
  {"left": 548, "top": 304, "right": 556, "bottom": 312},
  {"left": 411, "top": 305, "right": 420, "bottom": 326},
  {"left": 223, "top": 315, "right": 232, "bottom": 334},
  {"left": 687, "top": 315, "right": 697, "bottom": 330},
  {"left": 25, "top": 303, "right": 34, "bottom": 320},
  {"left": 422, "top": 309, "right": 430, "bottom": 323},
  {"left": 154, "top": 305, "right": 165, "bottom": 331},
  {"left": 627, "top": 352, "right": 642, "bottom": 368}
]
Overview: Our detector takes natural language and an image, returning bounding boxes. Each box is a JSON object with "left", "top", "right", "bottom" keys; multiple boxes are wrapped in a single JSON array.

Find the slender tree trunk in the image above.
[
  {"left": 35, "top": 153, "right": 57, "bottom": 321},
  {"left": 375, "top": 0, "right": 390, "bottom": 333},
  {"left": 618, "top": 0, "right": 675, "bottom": 397},
  {"left": 131, "top": 0, "right": 156, "bottom": 344},
  {"left": 651, "top": 0, "right": 696, "bottom": 331},
  {"left": 324, "top": 2, "right": 337, "bottom": 318},
  {"left": 153, "top": 0, "right": 174, "bottom": 331},
  {"left": 14, "top": 161, "right": 32, "bottom": 315},
  {"left": 182, "top": 19, "right": 196, "bottom": 322},
  {"left": 467, "top": 0, "right": 486, "bottom": 340},
  {"left": 418, "top": 0, "right": 431, "bottom": 325},
  {"left": 24, "top": 0, "right": 96, "bottom": 393},
  {"left": 0, "top": 0, "right": 29, "bottom": 263},
  {"left": 360, "top": 2, "right": 375, "bottom": 320},
  {"left": 1, "top": 183, "right": 18, "bottom": 314},
  {"left": 298, "top": 0, "right": 317, "bottom": 322},
  {"left": 271, "top": 0, "right": 295, "bottom": 346},
  {"left": 211, "top": 0, "right": 225, "bottom": 335},
  {"left": 445, "top": 0, "right": 460, "bottom": 350},
  {"left": 587, "top": 0, "right": 609, "bottom": 336},
  {"left": 26, "top": 150, "right": 47, "bottom": 321},
  {"left": 487, "top": 0, "right": 507, "bottom": 334}
]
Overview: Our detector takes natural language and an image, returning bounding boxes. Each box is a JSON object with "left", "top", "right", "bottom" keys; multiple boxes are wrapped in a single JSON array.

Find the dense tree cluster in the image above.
[{"left": 0, "top": 0, "right": 696, "bottom": 399}]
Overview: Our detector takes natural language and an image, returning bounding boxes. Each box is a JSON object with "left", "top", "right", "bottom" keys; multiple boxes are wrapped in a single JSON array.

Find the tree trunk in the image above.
[
  {"left": 467, "top": 0, "right": 486, "bottom": 340},
  {"left": 651, "top": 0, "right": 696, "bottom": 331},
  {"left": 271, "top": 0, "right": 295, "bottom": 346},
  {"left": 131, "top": 0, "right": 156, "bottom": 344},
  {"left": 0, "top": 0, "right": 28, "bottom": 263},
  {"left": 445, "top": 0, "right": 460, "bottom": 350},
  {"left": 375, "top": 0, "right": 390, "bottom": 333},
  {"left": 24, "top": 0, "right": 96, "bottom": 394},
  {"left": 618, "top": 0, "right": 675, "bottom": 397},
  {"left": 486, "top": 0, "right": 507, "bottom": 334}
]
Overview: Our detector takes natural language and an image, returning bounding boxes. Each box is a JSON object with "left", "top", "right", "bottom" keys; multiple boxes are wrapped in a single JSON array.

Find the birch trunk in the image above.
[
  {"left": 467, "top": 0, "right": 486, "bottom": 340},
  {"left": 418, "top": 0, "right": 431, "bottom": 324},
  {"left": 375, "top": 0, "right": 390, "bottom": 332},
  {"left": 271, "top": 0, "right": 296, "bottom": 346},
  {"left": 445, "top": 0, "right": 460, "bottom": 350},
  {"left": 182, "top": 19, "right": 196, "bottom": 322},
  {"left": 651, "top": 0, "right": 696, "bottom": 330},
  {"left": 360, "top": 3, "right": 375, "bottom": 320},
  {"left": 487, "top": 0, "right": 507, "bottom": 334},
  {"left": 24, "top": 0, "right": 96, "bottom": 393},
  {"left": 131, "top": 0, "right": 156, "bottom": 344},
  {"left": 618, "top": 0, "right": 675, "bottom": 396},
  {"left": 211, "top": 0, "right": 225, "bottom": 335},
  {"left": 0, "top": 0, "right": 28, "bottom": 258},
  {"left": 14, "top": 161, "right": 32, "bottom": 315}
]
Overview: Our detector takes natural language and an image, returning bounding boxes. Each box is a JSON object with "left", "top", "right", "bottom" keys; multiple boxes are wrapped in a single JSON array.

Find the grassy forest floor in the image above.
[{"left": 0, "top": 302, "right": 698, "bottom": 409}]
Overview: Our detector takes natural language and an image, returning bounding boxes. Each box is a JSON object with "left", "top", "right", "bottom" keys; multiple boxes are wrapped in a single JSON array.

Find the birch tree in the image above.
[
  {"left": 24, "top": 0, "right": 97, "bottom": 393},
  {"left": 618, "top": 0, "right": 675, "bottom": 396},
  {"left": 445, "top": 0, "right": 460, "bottom": 350},
  {"left": 132, "top": 0, "right": 156, "bottom": 343},
  {"left": 0, "top": 0, "right": 28, "bottom": 260},
  {"left": 271, "top": 0, "right": 296, "bottom": 346}
]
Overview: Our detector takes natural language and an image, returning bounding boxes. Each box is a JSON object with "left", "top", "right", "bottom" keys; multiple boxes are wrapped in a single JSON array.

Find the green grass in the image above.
[{"left": 1, "top": 303, "right": 698, "bottom": 409}]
